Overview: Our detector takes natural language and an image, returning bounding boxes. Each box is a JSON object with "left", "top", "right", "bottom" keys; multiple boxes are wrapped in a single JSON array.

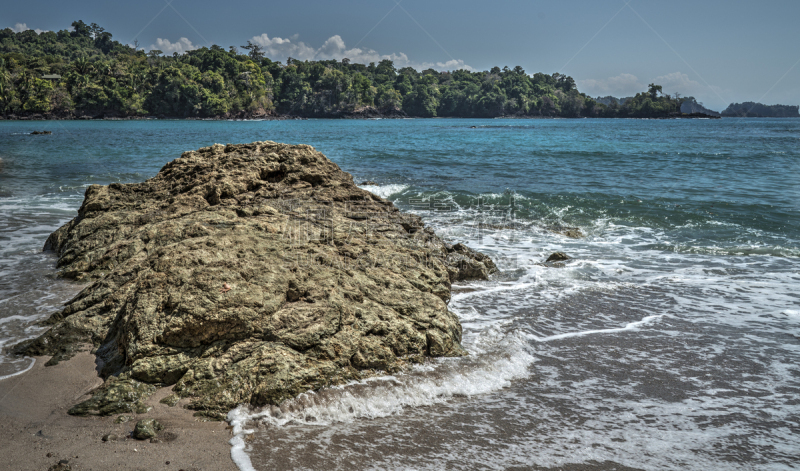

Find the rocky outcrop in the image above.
[
  {"left": 13, "top": 141, "right": 496, "bottom": 419},
  {"left": 680, "top": 99, "right": 721, "bottom": 117}
]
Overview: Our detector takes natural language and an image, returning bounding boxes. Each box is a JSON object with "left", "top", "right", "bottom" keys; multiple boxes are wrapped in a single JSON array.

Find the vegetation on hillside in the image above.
[
  {"left": 721, "top": 102, "right": 799, "bottom": 117},
  {"left": 1, "top": 21, "right": 700, "bottom": 119}
]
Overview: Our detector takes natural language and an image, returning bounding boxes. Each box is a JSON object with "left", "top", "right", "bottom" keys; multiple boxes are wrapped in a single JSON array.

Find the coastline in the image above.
[
  {"left": 0, "top": 118, "right": 797, "bottom": 470},
  {"left": 0, "top": 352, "right": 236, "bottom": 471},
  {"left": 0, "top": 112, "right": 724, "bottom": 121}
]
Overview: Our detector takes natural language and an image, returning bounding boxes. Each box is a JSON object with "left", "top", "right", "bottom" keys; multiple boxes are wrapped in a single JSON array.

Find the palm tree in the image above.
[{"left": 73, "top": 57, "right": 93, "bottom": 75}]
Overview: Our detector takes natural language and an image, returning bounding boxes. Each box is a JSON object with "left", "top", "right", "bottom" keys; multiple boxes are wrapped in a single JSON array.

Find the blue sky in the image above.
[{"left": 5, "top": 0, "right": 799, "bottom": 111}]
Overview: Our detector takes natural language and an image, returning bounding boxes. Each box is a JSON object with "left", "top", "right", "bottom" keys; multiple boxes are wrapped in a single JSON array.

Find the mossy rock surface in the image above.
[
  {"left": 133, "top": 418, "right": 163, "bottom": 440},
  {"left": 160, "top": 393, "right": 181, "bottom": 406},
  {"left": 68, "top": 378, "right": 156, "bottom": 416},
  {"left": 15, "top": 141, "right": 497, "bottom": 419}
]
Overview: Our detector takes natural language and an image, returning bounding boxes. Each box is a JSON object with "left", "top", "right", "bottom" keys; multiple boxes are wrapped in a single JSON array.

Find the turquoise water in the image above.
[{"left": 1, "top": 118, "right": 799, "bottom": 470}]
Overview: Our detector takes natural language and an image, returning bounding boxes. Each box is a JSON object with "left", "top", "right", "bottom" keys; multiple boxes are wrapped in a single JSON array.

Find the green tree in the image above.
[
  {"left": 240, "top": 41, "right": 265, "bottom": 61},
  {"left": 648, "top": 83, "right": 662, "bottom": 100},
  {"left": 71, "top": 21, "right": 91, "bottom": 38}
]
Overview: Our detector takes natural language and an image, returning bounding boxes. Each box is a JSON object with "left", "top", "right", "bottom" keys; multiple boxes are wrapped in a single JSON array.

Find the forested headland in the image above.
[
  {"left": 1, "top": 21, "right": 713, "bottom": 120},
  {"left": 721, "top": 102, "right": 799, "bottom": 118}
]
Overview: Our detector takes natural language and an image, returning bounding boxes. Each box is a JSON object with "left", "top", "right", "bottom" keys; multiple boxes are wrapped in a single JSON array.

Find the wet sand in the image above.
[{"left": 0, "top": 352, "right": 237, "bottom": 471}]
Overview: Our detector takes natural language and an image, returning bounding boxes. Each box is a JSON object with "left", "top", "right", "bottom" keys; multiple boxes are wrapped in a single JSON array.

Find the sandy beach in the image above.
[{"left": 0, "top": 352, "right": 237, "bottom": 471}]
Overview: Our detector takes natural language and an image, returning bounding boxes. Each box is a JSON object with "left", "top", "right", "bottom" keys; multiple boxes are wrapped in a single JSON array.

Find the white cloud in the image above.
[
  {"left": 578, "top": 71, "right": 728, "bottom": 110},
  {"left": 577, "top": 73, "right": 644, "bottom": 97},
  {"left": 653, "top": 72, "right": 704, "bottom": 96},
  {"left": 249, "top": 33, "right": 472, "bottom": 71},
  {"left": 150, "top": 37, "right": 198, "bottom": 55},
  {"left": 578, "top": 71, "right": 724, "bottom": 102},
  {"left": 10, "top": 23, "right": 47, "bottom": 34},
  {"left": 249, "top": 33, "right": 317, "bottom": 61}
]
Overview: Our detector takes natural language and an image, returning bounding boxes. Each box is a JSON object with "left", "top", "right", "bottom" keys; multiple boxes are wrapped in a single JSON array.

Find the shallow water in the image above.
[{"left": 1, "top": 118, "right": 798, "bottom": 469}]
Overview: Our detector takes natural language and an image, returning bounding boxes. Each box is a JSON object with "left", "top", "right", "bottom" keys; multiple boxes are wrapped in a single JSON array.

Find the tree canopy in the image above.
[{"left": 0, "top": 21, "right": 691, "bottom": 119}]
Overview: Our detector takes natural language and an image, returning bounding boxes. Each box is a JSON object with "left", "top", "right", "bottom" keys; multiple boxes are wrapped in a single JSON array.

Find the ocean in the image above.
[{"left": 1, "top": 118, "right": 798, "bottom": 470}]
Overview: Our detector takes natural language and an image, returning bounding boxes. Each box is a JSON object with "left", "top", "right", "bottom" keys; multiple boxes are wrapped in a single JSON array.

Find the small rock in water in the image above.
[
  {"left": 30, "top": 130, "right": 52, "bottom": 135},
  {"left": 133, "top": 418, "right": 163, "bottom": 440},
  {"left": 360, "top": 180, "right": 378, "bottom": 185},
  {"left": 546, "top": 225, "right": 584, "bottom": 239},
  {"left": 546, "top": 252, "right": 570, "bottom": 263}
]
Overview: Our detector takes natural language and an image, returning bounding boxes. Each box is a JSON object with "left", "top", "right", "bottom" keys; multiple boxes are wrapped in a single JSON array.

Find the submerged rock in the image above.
[
  {"left": 14, "top": 141, "right": 496, "bottom": 419},
  {"left": 545, "top": 252, "right": 570, "bottom": 263},
  {"left": 547, "top": 224, "right": 584, "bottom": 239}
]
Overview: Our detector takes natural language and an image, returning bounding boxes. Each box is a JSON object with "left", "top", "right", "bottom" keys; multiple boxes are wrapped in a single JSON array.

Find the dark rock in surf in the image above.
[
  {"left": 13, "top": 141, "right": 496, "bottom": 419},
  {"left": 545, "top": 252, "right": 570, "bottom": 263},
  {"left": 447, "top": 243, "right": 498, "bottom": 281}
]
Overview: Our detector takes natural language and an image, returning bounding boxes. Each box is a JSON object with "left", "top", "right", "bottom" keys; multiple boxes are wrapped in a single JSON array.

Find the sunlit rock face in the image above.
[{"left": 15, "top": 141, "right": 496, "bottom": 419}]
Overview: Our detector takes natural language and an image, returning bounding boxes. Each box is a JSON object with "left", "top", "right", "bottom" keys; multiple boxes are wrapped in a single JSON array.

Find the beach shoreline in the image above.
[{"left": 0, "top": 352, "right": 237, "bottom": 471}]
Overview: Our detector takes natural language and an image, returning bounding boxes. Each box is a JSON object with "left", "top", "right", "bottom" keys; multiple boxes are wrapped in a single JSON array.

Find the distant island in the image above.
[
  {"left": 721, "top": 102, "right": 799, "bottom": 117},
  {"left": 679, "top": 97, "right": 721, "bottom": 117},
  {"left": 595, "top": 96, "right": 800, "bottom": 119},
  {"left": 1, "top": 21, "right": 723, "bottom": 120}
]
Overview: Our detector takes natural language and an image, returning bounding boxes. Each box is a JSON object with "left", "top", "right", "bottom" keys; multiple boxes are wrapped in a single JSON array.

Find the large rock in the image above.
[{"left": 14, "top": 141, "right": 496, "bottom": 419}]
